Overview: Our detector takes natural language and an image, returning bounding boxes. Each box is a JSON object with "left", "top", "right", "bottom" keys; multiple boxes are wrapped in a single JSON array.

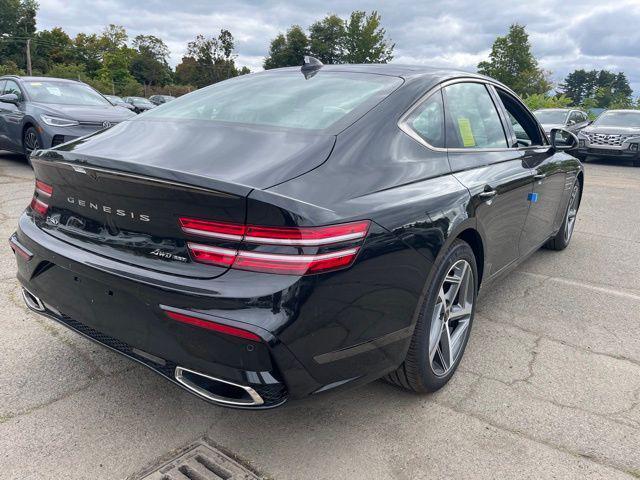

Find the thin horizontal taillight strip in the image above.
[
  {"left": 35, "top": 180, "right": 53, "bottom": 197},
  {"left": 187, "top": 242, "right": 360, "bottom": 275},
  {"left": 180, "top": 218, "right": 370, "bottom": 246},
  {"left": 162, "top": 308, "right": 262, "bottom": 342}
]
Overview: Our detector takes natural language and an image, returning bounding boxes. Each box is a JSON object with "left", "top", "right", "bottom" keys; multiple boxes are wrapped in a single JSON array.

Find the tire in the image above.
[
  {"left": 575, "top": 154, "right": 587, "bottom": 162},
  {"left": 386, "top": 240, "right": 477, "bottom": 393},
  {"left": 22, "top": 126, "right": 41, "bottom": 164},
  {"left": 544, "top": 180, "right": 581, "bottom": 251}
]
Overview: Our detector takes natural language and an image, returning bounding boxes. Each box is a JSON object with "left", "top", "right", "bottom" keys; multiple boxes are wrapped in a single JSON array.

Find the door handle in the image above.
[
  {"left": 534, "top": 173, "right": 546, "bottom": 180},
  {"left": 479, "top": 189, "right": 497, "bottom": 200}
]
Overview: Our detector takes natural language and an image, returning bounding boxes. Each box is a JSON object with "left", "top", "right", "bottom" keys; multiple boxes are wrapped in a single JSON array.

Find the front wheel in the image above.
[
  {"left": 386, "top": 240, "right": 477, "bottom": 393},
  {"left": 22, "top": 126, "right": 41, "bottom": 163},
  {"left": 545, "top": 180, "right": 581, "bottom": 251}
]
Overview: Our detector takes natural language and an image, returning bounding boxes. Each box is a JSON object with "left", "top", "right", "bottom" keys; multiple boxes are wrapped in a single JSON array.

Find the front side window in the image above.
[
  {"left": 144, "top": 71, "right": 403, "bottom": 132},
  {"left": 4, "top": 80, "right": 22, "bottom": 99},
  {"left": 443, "top": 82, "right": 507, "bottom": 149},
  {"left": 568, "top": 111, "right": 582, "bottom": 125},
  {"left": 497, "top": 89, "right": 544, "bottom": 147},
  {"left": 22, "top": 80, "right": 110, "bottom": 106},
  {"left": 405, "top": 91, "right": 445, "bottom": 148}
]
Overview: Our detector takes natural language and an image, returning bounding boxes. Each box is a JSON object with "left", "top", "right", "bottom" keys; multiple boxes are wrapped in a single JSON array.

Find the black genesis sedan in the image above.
[{"left": 10, "top": 60, "right": 584, "bottom": 409}]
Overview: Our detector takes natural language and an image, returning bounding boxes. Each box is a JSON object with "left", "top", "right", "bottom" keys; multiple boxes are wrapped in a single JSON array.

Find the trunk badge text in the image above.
[{"left": 66, "top": 196, "right": 150, "bottom": 222}]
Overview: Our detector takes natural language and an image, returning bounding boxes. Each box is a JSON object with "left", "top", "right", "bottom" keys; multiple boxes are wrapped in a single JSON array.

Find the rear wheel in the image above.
[
  {"left": 545, "top": 180, "right": 580, "bottom": 251},
  {"left": 386, "top": 240, "right": 477, "bottom": 393}
]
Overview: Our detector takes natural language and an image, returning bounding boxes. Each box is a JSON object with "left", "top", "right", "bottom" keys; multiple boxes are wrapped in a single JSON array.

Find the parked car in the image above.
[
  {"left": 104, "top": 94, "right": 136, "bottom": 112},
  {"left": 149, "top": 94, "right": 175, "bottom": 106},
  {"left": 576, "top": 109, "right": 640, "bottom": 166},
  {"left": 123, "top": 96, "right": 156, "bottom": 114},
  {"left": 534, "top": 108, "right": 590, "bottom": 137},
  {"left": 11, "top": 61, "right": 583, "bottom": 409},
  {"left": 0, "top": 76, "right": 135, "bottom": 158}
]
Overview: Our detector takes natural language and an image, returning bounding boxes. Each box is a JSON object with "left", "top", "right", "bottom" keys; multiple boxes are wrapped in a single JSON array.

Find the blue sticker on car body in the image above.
[{"left": 528, "top": 192, "right": 539, "bottom": 203}]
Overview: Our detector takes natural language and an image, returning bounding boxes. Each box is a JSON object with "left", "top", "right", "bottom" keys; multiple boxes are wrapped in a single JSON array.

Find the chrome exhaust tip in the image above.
[
  {"left": 22, "top": 288, "right": 45, "bottom": 312},
  {"left": 174, "top": 366, "right": 264, "bottom": 407}
]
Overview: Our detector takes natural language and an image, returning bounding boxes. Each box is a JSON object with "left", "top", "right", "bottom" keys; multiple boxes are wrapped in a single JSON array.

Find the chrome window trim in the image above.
[{"left": 398, "top": 76, "right": 548, "bottom": 154}]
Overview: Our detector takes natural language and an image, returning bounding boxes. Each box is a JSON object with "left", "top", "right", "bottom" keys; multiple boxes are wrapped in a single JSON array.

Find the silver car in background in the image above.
[
  {"left": 534, "top": 108, "right": 590, "bottom": 137},
  {"left": 576, "top": 110, "right": 640, "bottom": 167}
]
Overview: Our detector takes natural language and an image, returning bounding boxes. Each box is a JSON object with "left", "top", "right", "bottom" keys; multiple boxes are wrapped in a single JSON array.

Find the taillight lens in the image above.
[
  {"left": 180, "top": 218, "right": 370, "bottom": 275},
  {"left": 30, "top": 179, "right": 53, "bottom": 216}
]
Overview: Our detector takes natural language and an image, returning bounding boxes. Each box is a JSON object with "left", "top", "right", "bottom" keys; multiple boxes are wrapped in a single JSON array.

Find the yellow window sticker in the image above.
[{"left": 457, "top": 117, "right": 476, "bottom": 147}]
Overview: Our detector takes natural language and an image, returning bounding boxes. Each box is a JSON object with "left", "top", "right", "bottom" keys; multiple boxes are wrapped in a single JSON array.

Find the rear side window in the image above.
[
  {"left": 443, "top": 82, "right": 507, "bottom": 149},
  {"left": 144, "top": 71, "right": 403, "bottom": 132},
  {"left": 405, "top": 91, "right": 445, "bottom": 148}
]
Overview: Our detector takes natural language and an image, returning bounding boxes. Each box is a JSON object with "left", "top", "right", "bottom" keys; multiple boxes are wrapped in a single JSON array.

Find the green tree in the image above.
[
  {"left": 0, "top": 0, "right": 38, "bottom": 69},
  {"left": 563, "top": 69, "right": 634, "bottom": 109},
  {"left": 308, "top": 14, "right": 345, "bottom": 64},
  {"left": 0, "top": 60, "right": 24, "bottom": 75},
  {"left": 342, "top": 11, "right": 394, "bottom": 63},
  {"left": 131, "top": 34, "right": 172, "bottom": 90},
  {"left": 477, "top": 24, "right": 551, "bottom": 96},
  {"left": 559, "top": 69, "right": 598, "bottom": 105},
  {"left": 263, "top": 25, "right": 308, "bottom": 69},
  {"left": 30, "top": 27, "right": 73, "bottom": 74},
  {"left": 522, "top": 93, "right": 572, "bottom": 111},
  {"left": 175, "top": 30, "right": 243, "bottom": 88},
  {"left": 73, "top": 33, "right": 102, "bottom": 77}
]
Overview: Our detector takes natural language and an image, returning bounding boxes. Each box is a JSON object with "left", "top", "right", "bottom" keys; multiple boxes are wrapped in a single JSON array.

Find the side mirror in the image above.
[
  {"left": 550, "top": 128, "right": 578, "bottom": 151},
  {"left": 0, "top": 93, "right": 19, "bottom": 105}
]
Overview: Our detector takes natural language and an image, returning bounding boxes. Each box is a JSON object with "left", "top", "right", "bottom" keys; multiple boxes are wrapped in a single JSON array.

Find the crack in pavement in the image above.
[
  {"left": 0, "top": 364, "right": 139, "bottom": 425},
  {"left": 430, "top": 383, "right": 639, "bottom": 477}
]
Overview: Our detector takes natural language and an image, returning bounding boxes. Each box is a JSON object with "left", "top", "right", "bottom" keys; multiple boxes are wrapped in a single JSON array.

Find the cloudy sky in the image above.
[{"left": 36, "top": 0, "right": 640, "bottom": 95}]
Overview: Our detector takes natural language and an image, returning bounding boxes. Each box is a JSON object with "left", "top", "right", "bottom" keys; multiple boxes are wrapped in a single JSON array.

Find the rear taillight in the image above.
[
  {"left": 180, "top": 218, "right": 370, "bottom": 275},
  {"left": 30, "top": 179, "right": 53, "bottom": 217},
  {"left": 162, "top": 308, "right": 262, "bottom": 342}
]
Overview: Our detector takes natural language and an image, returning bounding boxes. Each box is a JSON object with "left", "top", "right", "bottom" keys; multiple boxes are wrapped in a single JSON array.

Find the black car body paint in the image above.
[{"left": 11, "top": 65, "right": 583, "bottom": 408}]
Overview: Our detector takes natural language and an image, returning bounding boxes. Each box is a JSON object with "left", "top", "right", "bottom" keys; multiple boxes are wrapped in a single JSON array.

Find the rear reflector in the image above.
[
  {"left": 30, "top": 179, "right": 53, "bottom": 216},
  {"left": 9, "top": 235, "right": 33, "bottom": 261},
  {"left": 180, "top": 218, "right": 370, "bottom": 246},
  {"left": 163, "top": 309, "right": 262, "bottom": 342}
]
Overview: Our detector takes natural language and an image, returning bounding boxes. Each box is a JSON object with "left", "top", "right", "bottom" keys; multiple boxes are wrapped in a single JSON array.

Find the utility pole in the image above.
[{"left": 26, "top": 39, "right": 32, "bottom": 76}]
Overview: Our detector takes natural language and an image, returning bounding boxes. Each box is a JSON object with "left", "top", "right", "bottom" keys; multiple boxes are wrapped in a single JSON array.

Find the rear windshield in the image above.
[
  {"left": 23, "top": 80, "right": 111, "bottom": 106},
  {"left": 143, "top": 71, "right": 402, "bottom": 131},
  {"left": 534, "top": 110, "right": 568, "bottom": 124},
  {"left": 593, "top": 111, "right": 640, "bottom": 128}
]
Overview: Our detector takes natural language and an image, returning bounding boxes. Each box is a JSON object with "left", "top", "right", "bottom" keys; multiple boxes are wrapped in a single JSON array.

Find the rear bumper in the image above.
[{"left": 11, "top": 212, "right": 425, "bottom": 408}]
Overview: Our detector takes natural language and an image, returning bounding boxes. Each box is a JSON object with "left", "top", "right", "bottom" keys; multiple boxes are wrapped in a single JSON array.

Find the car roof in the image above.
[
  {"left": 1, "top": 76, "right": 82, "bottom": 84},
  {"left": 267, "top": 63, "right": 496, "bottom": 82},
  {"left": 535, "top": 108, "right": 572, "bottom": 112}
]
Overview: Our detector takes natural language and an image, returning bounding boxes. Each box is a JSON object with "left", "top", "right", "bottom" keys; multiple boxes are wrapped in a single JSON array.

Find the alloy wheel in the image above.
[
  {"left": 428, "top": 259, "right": 474, "bottom": 377},
  {"left": 564, "top": 184, "right": 579, "bottom": 243},
  {"left": 24, "top": 129, "right": 40, "bottom": 154}
]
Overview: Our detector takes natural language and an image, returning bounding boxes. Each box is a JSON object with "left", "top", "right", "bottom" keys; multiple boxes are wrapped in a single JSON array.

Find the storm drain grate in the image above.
[{"left": 139, "top": 440, "right": 260, "bottom": 480}]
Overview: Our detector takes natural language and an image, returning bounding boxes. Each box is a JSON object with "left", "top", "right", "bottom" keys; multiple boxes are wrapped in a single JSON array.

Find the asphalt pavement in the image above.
[{"left": 0, "top": 151, "right": 638, "bottom": 479}]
